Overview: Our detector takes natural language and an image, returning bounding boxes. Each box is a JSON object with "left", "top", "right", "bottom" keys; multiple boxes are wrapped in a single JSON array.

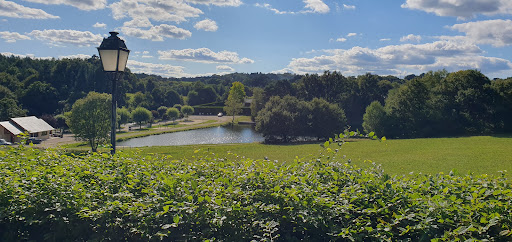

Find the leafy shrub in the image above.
[
  {"left": 165, "top": 107, "right": 179, "bottom": 122},
  {"left": 132, "top": 107, "right": 152, "bottom": 128},
  {"left": 181, "top": 105, "right": 194, "bottom": 119},
  {"left": 0, "top": 142, "right": 511, "bottom": 241},
  {"left": 256, "top": 96, "right": 346, "bottom": 142}
]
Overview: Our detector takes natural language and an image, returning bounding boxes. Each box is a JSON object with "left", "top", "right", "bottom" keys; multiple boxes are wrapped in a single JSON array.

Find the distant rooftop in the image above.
[
  {"left": 0, "top": 121, "right": 22, "bottom": 135},
  {"left": 10, "top": 116, "right": 54, "bottom": 133}
]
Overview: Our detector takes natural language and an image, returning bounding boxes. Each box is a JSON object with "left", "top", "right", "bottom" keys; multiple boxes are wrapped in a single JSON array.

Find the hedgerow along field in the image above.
[
  {"left": 124, "top": 135, "right": 512, "bottom": 176},
  {"left": 1, "top": 135, "right": 512, "bottom": 241}
]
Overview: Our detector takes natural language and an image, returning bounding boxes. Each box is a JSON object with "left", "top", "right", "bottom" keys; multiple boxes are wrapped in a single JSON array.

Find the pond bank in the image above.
[{"left": 39, "top": 115, "right": 242, "bottom": 149}]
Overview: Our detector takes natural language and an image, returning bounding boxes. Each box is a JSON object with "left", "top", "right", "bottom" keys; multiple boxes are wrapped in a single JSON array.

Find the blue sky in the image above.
[{"left": 1, "top": 0, "right": 512, "bottom": 78}]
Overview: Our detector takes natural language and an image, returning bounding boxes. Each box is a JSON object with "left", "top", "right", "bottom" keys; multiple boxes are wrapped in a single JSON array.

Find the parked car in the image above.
[
  {"left": 26, "top": 137, "right": 42, "bottom": 144},
  {"left": 218, "top": 112, "right": 223, "bottom": 117},
  {"left": 0, "top": 139, "right": 12, "bottom": 145}
]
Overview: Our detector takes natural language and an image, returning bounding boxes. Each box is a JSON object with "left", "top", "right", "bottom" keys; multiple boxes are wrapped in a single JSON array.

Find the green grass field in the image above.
[{"left": 120, "top": 135, "right": 512, "bottom": 176}]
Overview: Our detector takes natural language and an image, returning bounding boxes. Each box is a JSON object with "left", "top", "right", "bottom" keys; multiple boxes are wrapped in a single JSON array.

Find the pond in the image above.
[{"left": 118, "top": 125, "right": 264, "bottom": 147}]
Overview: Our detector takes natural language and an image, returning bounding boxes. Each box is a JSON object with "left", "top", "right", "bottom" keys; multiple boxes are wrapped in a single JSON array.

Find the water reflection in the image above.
[{"left": 118, "top": 125, "right": 264, "bottom": 147}]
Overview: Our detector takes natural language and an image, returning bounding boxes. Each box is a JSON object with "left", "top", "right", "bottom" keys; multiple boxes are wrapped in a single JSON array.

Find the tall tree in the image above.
[
  {"left": 181, "top": 105, "right": 194, "bottom": 120},
  {"left": 250, "top": 87, "right": 265, "bottom": 120},
  {"left": 67, "top": 92, "right": 111, "bottom": 152},
  {"left": 166, "top": 107, "right": 180, "bottom": 123},
  {"left": 385, "top": 78, "right": 433, "bottom": 138},
  {"left": 224, "top": 82, "right": 246, "bottom": 123},
  {"left": 0, "top": 98, "right": 26, "bottom": 121},
  {"left": 165, "top": 89, "right": 182, "bottom": 107},
  {"left": 0, "top": 85, "right": 26, "bottom": 121},
  {"left": 308, "top": 98, "right": 346, "bottom": 139},
  {"left": 20, "top": 81, "right": 59, "bottom": 116},
  {"left": 492, "top": 78, "right": 512, "bottom": 132},
  {"left": 117, "top": 107, "right": 131, "bottom": 131},
  {"left": 54, "top": 114, "right": 68, "bottom": 134},
  {"left": 187, "top": 85, "right": 218, "bottom": 106},
  {"left": 157, "top": 106, "right": 168, "bottom": 120},
  {"left": 362, "top": 101, "right": 388, "bottom": 136},
  {"left": 132, "top": 107, "right": 152, "bottom": 129},
  {"left": 433, "top": 70, "right": 496, "bottom": 135},
  {"left": 255, "top": 95, "right": 309, "bottom": 143}
]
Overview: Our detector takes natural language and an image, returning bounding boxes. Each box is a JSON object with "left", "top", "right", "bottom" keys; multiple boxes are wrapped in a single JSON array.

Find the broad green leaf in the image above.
[{"left": 163, "top": 205, "right": 170, "bottom": 213}]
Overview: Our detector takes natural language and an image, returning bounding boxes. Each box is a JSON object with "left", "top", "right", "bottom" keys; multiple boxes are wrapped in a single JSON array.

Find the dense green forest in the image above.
[
  {"left": 0, "top": 54, "right": 298, "bottom": 119},
  {"left": 1, "top": 54, "right": 511, "bottom": 140}
]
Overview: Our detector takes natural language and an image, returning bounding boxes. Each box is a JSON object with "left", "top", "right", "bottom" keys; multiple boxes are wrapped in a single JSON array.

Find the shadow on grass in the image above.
[
  {"left": 260, "top": 138, "right": 366, "bottom": 146},
  {"left": 162, "top": 122, "right": 179, "bottom": 127},
  {"left": 491, "top": 133, "right": 512, "bottom": 138},
  {"left": 128, "top": 128, "right": 151, "bottom": 132}
]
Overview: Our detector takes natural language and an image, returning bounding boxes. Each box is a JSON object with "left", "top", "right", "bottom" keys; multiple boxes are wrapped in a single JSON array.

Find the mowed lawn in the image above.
[{"left": 126, "top": 135, "right": 512, "bottom": 176}]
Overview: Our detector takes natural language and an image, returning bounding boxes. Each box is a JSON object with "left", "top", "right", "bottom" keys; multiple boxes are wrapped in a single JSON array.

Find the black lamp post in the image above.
[{"left": 97, "top": 32, "right": 130, "bottom": 155}]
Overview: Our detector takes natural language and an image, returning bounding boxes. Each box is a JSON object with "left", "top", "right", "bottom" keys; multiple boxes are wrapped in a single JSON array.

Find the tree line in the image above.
[
  {"left": 251, "top": 70, "right": 511, "bottom": 141},
  {"left": 1, "top": 53, "right": 511, "bottom": 142},
  {"left": 0, "top": 54, "right": 296, "bottom": 120},
  {"left": 362, "top": 70, "right": 512, "bottom": 138}
]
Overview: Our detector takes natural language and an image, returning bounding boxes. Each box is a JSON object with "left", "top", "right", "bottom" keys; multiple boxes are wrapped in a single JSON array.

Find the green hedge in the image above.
[{"left": 0, "top": 144, "right": 511, "bottom": 241}]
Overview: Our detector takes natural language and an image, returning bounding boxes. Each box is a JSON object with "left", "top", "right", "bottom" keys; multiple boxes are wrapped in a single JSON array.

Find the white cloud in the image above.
[
  {"left": 185, "top": 0, "right": 242, "bottom": 7},
  {"left": 254, "top": 3, "right": 295, "bottom": 14},
  {"left": 420, "top": 55, "right": 512, "bottom": 73},
  {"left": 158, "top": 48, "right": 254, "bottom": 64},
  {"left": 29, "top": 29, "right": 103, "bottom": 47},
  {"left": 194, "top": 19, "right": 218, "bottom": 32},
  {"left": 216, "top": 65, "right": 234, "bottom": 71},
  {"left": 400, "top": 34, "right": 422, "bottom": 42},
  {"left": 0, "top": 31, "right": 31, "bottom": 43},
  {"left": 0, "top": 52, "right": 52, "bottom": 59},
  {"left": 93, "top": 22, "right": 106, "bottom": 28},
  {"left": 109, "top": 0, "right": 242, "bottom": 40},
  {"left": 23, "top": 0, "right": 106, "bottom": 11},
  {"left": 446, "top": 19, "right": 512, "bottom": 47},
  {"left": 110, "top": 0, "right": 203, "bottom": 23},
  {"left": 127, "top": 60, "right": 232, "bottom": 78},
  {"left": 303, "top": 0, "right": 330, "bottom": 13},
  {"left": 380, "top": 38, "right": 391, "bottom": 41},
  {"left": 347, "top": 33, "right": 357, "bottom": 37},
  {"left": 402, "top": 0, "right": 512, "bottom": 19},
  {"left": 343, "top": 4, "right": 355, "bottom": 10},
  {"left": 255, "top": 0, "right": 329, "bottom": 14},
  {"left": 336, "top": 38, "right": 347, "bottom": 42},
  {"left": 121, "top": 24, "right": 192, "bottom": 41},
  {"left": 59, "top": 54, "right": 92, "bottom": 59},
  {"left": 123, "top": 18, "right": 152, "bottom": 28},
  {"left": 278, "top": 40, "right": 511, "bottom": 76},
  {"left": 0, "top": 0, "right": 59, "bottom": 19},
  {"left": 128, "top": 60, "right": 186, "bottom": 77}
]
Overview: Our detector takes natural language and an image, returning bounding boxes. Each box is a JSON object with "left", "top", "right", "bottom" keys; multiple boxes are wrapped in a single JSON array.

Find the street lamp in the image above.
[{"left": 97, "top": 31, "right": 130, "bottom": 155}]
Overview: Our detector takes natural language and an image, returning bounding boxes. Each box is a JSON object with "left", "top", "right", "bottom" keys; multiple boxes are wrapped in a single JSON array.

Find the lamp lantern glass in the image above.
[{"left": 97, "top": 32, "right": 130, "bottom": 72}]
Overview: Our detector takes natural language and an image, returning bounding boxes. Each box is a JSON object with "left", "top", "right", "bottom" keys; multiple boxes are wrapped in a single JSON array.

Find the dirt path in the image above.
[{"left": 37, "top": 115, "right": 235, "bottom": 149}]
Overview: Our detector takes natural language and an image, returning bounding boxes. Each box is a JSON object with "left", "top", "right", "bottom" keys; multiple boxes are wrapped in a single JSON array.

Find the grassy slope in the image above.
[{"left": 125, "top": 136, "right": 512, "bottom": 176}]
